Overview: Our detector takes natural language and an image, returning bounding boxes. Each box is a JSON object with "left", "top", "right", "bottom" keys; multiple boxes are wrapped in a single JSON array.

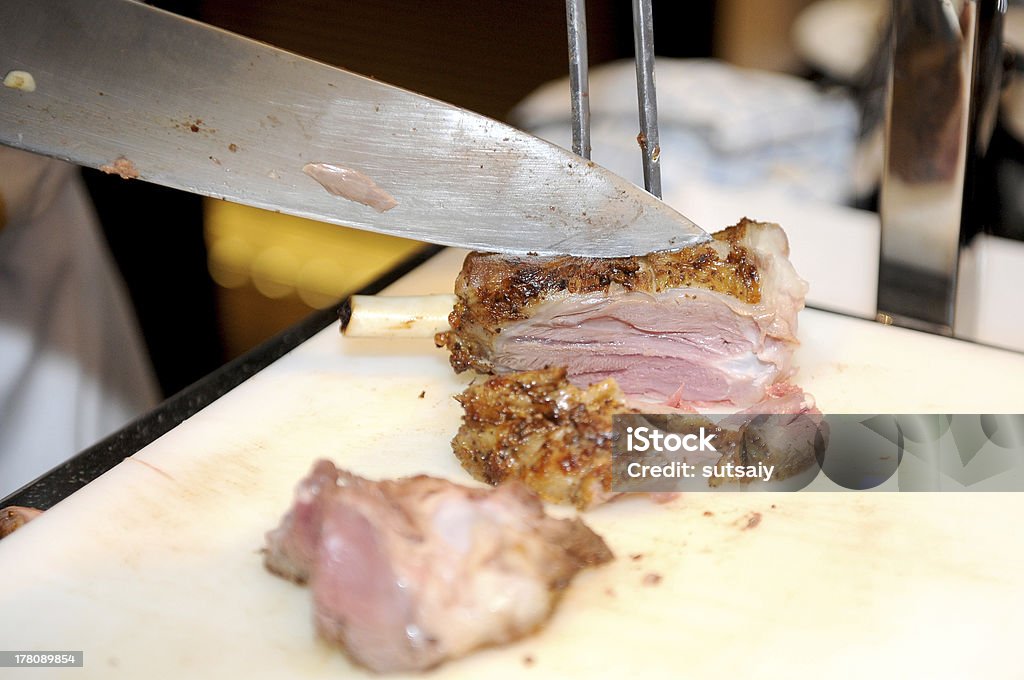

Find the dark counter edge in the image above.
[{"left": 1, "top": 244, "right": 444, "bottom": 510}]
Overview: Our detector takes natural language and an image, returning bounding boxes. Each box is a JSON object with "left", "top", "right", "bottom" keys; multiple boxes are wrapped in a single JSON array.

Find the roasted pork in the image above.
[
  {"left": 453, "top": 367, "right": 632, "bottom": 510},
  {"left": 264, "top": 460, "right": 613, "bottom": 673},
  {"left": 452, "top": 368, "right": 823, "bottom": 507},
  {"left": 437, "top": 219, "right": 808, "bottom": 407}
]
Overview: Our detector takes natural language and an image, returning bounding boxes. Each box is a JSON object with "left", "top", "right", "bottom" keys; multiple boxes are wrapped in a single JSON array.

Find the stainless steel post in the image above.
[{"left": 877, "top": 0, "right": 1005, "bottom": 334}]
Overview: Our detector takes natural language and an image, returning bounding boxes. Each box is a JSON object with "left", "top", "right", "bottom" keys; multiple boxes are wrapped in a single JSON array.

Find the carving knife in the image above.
[{"left": 0, "top": 0, "right": 709, "bottom": 256}]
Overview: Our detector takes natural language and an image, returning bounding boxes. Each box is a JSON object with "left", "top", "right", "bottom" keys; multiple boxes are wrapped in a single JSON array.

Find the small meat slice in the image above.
[
  {"left": 436, "top": 219, "right": 808, "bottom": 407},
  {"left": 453, "top": 368, "right": 824, "bottom": 507},
  {"left": 0, "top": 506, "right": 42, "bottom": 538},
  {"left": 264, "top": 460, "right": 613, "bottom": 673}
]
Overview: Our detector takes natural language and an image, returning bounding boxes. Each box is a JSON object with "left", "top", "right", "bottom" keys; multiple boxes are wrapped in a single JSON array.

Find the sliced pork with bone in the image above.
[
  {"left": 436, "top": 219, "right": 808, "bottom": 407},
  {"left": 264, "top": 460, "right": 613, "bottom": 673}
]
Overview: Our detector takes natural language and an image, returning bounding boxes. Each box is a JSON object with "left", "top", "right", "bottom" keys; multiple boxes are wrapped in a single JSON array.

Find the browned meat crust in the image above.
[
  {"left": 453, "top": 367, "right": 632, "bottom": 510},
  {"left": 437, "top": 219, "right": 765, "bottom": 375},
  {"left": 453, "top": 369, "right": 824, "bottom": 507}
]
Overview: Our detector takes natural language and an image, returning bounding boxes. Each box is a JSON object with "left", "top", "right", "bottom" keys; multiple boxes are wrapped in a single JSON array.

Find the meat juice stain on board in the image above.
[
  {"left": 642, "top": 572, "right": 663, "bottom": 586},
  {"left": 740, "top": 511, "right": 762, "bottom": 531}
]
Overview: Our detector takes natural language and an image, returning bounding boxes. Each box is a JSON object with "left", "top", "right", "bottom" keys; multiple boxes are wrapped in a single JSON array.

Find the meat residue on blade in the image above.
[
  {"left": 99, "top": 156, "right": 139, "bottom": 180},
  {"left": 3, "top": 70, "right": 36, "bottom": 92},
  {"left": 302, "top": 162, "right": 398, "bottom": 212}
]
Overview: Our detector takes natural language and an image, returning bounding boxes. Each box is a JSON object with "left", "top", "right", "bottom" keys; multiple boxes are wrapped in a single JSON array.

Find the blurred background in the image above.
[{"left": 83, "top": 0, "right": 1024, "bottom": 399}]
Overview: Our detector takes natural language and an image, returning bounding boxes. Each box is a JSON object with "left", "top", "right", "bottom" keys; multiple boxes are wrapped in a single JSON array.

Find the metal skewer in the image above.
[
  {"left": 631, "top": 0, "right": 662, "bottom": 198},
  {"left": 565, "top": 0, "right": 591, "bottom": 159}
]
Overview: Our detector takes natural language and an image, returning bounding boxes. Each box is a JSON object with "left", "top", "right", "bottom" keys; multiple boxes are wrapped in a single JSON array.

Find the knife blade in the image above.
[{"left": 0, "top": 0, "right": 708, "bottom": 257}]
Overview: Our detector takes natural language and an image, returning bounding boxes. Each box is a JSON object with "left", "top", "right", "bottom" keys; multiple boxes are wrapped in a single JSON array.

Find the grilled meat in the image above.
[
  {"left": 453, "top": 368, "right": 823, "bottom": 507},
  {"left": 264, "top": 460, "right": 613, "bottom": 673},
  {"left": 454, "top": 367, "right": 633, "bottom": 510},
  {"left": 436, "top": 219, "right": 807, "bottom": 407}
]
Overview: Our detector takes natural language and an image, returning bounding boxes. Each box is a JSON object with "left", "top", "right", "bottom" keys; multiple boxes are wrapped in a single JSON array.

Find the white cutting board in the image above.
[{"left": 2, "top": 249, "right": 1023, "bottom": 679}]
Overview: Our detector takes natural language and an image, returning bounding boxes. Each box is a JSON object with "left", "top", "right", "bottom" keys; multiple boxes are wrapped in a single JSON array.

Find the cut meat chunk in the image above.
[
  {"left": 452, "top": 368, "right": 824, "bottom": 507},
  {"left": 453, "top": 367, "right": 633, "bottom": 510},
  {"left": 436, "top": 219, "right": 808, "bottom": 407},
  {"left": 264, "top": 460, "right": 613, "bottom": 673}
]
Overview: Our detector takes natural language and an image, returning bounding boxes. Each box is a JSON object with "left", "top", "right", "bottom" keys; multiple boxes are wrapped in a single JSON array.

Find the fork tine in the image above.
[
  {"left": 632, "top": 0, "right": 662, "bottom": 198},
  {"left": 565, "top": 0, "right": 591, "bottom": 159}
]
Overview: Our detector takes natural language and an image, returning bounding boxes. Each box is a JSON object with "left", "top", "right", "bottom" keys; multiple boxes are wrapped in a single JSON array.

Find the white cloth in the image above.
[
  {"left": 0, "top": 148, "right": 159, "bottom": 498},
  {"left": 511, "top": 58, "right": 860, "bottom": 205}
]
